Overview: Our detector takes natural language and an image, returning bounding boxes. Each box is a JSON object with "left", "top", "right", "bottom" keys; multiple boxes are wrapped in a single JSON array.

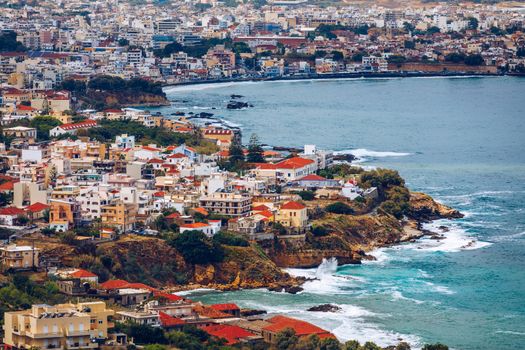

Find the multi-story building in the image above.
[
  {"left": 0, "top": 244, "right": 39, "bottom": 271},
  {"left": 199, "top": 191, "right": 251, "bottom": 217},
  {"left": 100, "top": 201, "right": 137, "bottom": 232},
  {"left": 2, "top": 302, "right": 114, "bottom": 350}
]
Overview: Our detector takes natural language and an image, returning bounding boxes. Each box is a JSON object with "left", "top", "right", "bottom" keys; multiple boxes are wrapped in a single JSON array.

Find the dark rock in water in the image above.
[
  {"left": 268, "top": 285, "right": 303, "bottom": 294},
  {"left": 227, "top": 101, "right": 249, "bottom": 109},
  {"left": 188, "top": 112, "right": 194, "bottom": 115},
  {"left": 172, "top": 111, "right": 185, "bottom": 116},
  {"left": 198, "top": 112, "right": 214, "bottom": 118},
  {"left": 285, "top": 286, "right": 303, "bottom": 294},
  {"left": 240, "top": 309, "right": 267, "bottom": 317},
  {"left": 438, "top": 225, "right": 450, "bottom": 232},
  {"left": 182, "top": 100, "right": 189, "bottom": 103},
  {"left": 231, "top": 94, "right": 244, "bottom": 99},
  {"left": 333, "top": 153, "right": 357, "bottom": 162},
  {"left": 249, "top": 104, "right": 254, "bottom": 108},
  {"left": 212, "top": 107, "right": 217, "bottom": 110},
  {"left": 307, "top": 304, "right": 342, "bottom": 313},
  {"left": 429, "top": 234, "right": 445, "bottom": 240}
]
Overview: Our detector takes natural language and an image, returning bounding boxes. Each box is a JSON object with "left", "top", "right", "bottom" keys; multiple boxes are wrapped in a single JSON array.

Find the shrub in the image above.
[
  {"left": 325, "top": 202, "right": 354, "bottom": 215},
  {"left": 312, "top": 226, "right": 329, "bottom": 237},
  {"left": 422, "top": 344, "right": 448, "bottom": 350},
  {"left": 298, "top": 190, "right": 316, "bottom": 201},
  {"left": 213, "top": 231, "right": 249, "bottom": 247}
]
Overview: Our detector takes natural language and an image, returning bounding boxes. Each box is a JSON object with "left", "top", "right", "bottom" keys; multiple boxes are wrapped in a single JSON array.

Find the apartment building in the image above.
[
  {"left": 100, "top": 201, "right": 137, "bottom": 232},
  {"left": 199, "top": 191, "right": 251, "bottom": 217},
  {"left": 2, "top": 302, "right": 114, "bottom": 350},
  {"left": 0, "top": 244, "right": 39, "bottom": 271}
]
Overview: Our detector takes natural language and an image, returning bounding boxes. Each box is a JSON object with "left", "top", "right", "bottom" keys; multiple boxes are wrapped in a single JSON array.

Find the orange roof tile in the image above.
[
  {"left": 281, "top": 201, "right": 306, "bottom": 210},
  {"left": 276, "top": 157, "right": 315, "bottom": 169},
  {"left": 201, "top": 324, "right": 255, "bottom": 345}
]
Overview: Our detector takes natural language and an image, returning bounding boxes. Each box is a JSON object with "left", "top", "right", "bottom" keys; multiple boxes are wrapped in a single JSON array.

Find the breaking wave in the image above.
[{"left": 334, "top": 148, "right": 412, "bottom": 160}]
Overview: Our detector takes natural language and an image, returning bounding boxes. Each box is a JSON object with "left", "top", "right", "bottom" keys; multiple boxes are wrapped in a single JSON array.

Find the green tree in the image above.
[
  {"left": 0, "top": 31, "right": 27, "bottom": 52},
  {"left": 325, "top": 202, "right": 354, "bottom": 215},
  {"left": 170, "top": 230, "right": 224, "bottom": 265},
  {"left": 320, "top": 337, "right": 341, "bottom": 350},
  {"left": 422, "top": 344, "right": 448, "bottom": 350},
  {"left": 143, "top": 345, "right": 167, "bottom": 350},
  {"left": 228, "top": 140, "right": 245, "bottom": 167},
  {"left": 298, "top": 191, "right": 315, "bottom": 201},
  {"left": 331, "top": 51, "right": 344, "bottom": 61},
  {"left": 464, "top": 54, "right": 484, "bottom": 66},
  {"left": 467, "top": 17, "right": 479, "bottom": 30},
  {"left": 276, "top": 328, "right": 298, "bottom": 350},
  {"left": 213, "top": 231, "right": 249, "bottom": 247},
  {"left": 361, "top": 342, "right": 382, "bottom": 350},
  {"left": 296, "top": 334, "right": 320, "bottom": 350},
  {"left": 344, "top": 340, "right": 360, "bottom": 350},
  {"left": 247, "top": 133, "right": 265, "bottom": 163},
  {"left": 312, "top": 226, "right": 329, "bottom": 237}
]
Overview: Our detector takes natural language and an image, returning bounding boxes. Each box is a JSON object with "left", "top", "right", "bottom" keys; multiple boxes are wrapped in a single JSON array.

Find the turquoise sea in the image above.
[{"left": 152, "top": 77, "right": 525, "bottom": 349}]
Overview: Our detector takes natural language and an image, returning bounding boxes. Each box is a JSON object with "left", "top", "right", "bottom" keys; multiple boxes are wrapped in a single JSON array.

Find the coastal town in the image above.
[
  {"left": 0, "top": 0, "right": 524, "bottom": 86},
  {"left": 0, "top": 0, "right": 506, "bottom": 349}
]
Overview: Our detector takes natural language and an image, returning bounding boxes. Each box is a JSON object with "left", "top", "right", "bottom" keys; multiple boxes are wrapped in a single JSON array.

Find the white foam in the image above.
[
  {"left": 286, "top": 258, "right": 361, "bottom": 295},
  {"left": 423, "top": 282, "right": 456, "bottom": 295},
  {"left": 164, "top": 81, "right": 256, "bottom": 93},
  {"left": 390, "top": 290, "right": 425, "bottom": 304},
  {"left": 495, "top": 330, "right": 525, "bottom": 336},
  {"left": 413, "top": 221, "right": 492, "bottom": 253},
  {"left": 175, "top": 288, "right": 218, "bottom": 296},
  {"left": 334, "top": 148, "right": 411, "bottom": 160}
]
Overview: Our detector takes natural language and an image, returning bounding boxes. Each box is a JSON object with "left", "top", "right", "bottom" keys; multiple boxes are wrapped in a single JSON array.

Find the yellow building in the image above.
[
  {"left": 275, "top": 201, "right": 308, "bottom": 228},
  {"left": 3, "top": 301, "right": 114, "bottom": 350},
  {"left": 101, "top": 201, "right": 137, "bottom": 232},
  {"left": 0, "top": 244, "right": 39, "bottom": 271}
]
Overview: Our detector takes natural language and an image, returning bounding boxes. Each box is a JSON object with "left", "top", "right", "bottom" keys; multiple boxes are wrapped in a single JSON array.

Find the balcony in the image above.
[{"left": 65, "top": 342, "right": 98, "bottom": 349}]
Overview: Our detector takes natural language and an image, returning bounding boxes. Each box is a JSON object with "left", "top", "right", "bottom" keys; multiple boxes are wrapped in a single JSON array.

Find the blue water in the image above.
[{"left": 152, "top": 77, "right": 525, "bottom": 349}]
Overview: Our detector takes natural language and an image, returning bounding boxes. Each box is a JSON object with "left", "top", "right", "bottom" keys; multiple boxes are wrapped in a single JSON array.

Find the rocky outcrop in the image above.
[
  {"left": 408, "top": 192, "right": 463, "bottom": 221},
  {"left": 227, "top": 101, "right": 250, "bottom": 109},
  {"left": 307, "top": 304, "right": 342, "bottom": 312},
  {"left": 82, "top": 90, "right": 169, "bottom": 108}
]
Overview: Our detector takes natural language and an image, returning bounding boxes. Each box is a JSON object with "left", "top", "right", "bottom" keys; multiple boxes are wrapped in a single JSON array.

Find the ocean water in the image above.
[{"left": 151, "top": 77, "right": 525, "bottom": 349}]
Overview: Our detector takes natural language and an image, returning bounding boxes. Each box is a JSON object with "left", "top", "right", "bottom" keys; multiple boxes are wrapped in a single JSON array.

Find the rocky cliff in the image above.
[
  {"left": 408, "top": 192, "right": 463, "bottom": 221},
  {"left": 266, "top": 192, "right": 461, "bottom": 268},
  {"left": 82, "top": 90, "right": 170, "bottom": 108},
  {"left": 21, "top": 192, "right": 459, "bottom": 291}
]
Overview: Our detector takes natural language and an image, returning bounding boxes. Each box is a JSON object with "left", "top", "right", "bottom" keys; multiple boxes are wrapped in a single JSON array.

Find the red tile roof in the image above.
[
  {"left": 252, "top": 204, "right": 270, "bottom": 211},
  {"left": 263, "top": 316, "right": 335, "bottom": 338},
  {"left": 210, "top": 303, "right": 240, "bottom": 311},
  {"left": 167, "top": 153, "right": 187, "bottom": 159},
  {"left": 275, "top": 157, "right": 315, "bottom": 169},
  {"left": 0, "top": 207, "right": 25, "bottom": 216},
  {"left": 201, "top": 324, "right": 255, "bottom": 345},
  {"left": 70, "top": 269, "right": 98, "bottom": 278},
  {"left": 192, "top": 207, "right": 209, "bottom": 216},
  {"left": 180, "top": 222, "right": 210, "bottom": 229},
  {"left": 281, "top": 201, "right": 306, "bottom": 210},
  {"left": 153, "top": 291, "right": 184, "bottom": 302},
  {"left": 59, "top": 120, "right": 97, "bottom": 131},
  {"left": 165, "top": 212, "right": 181, "bottom": 219},
  {"left": 17, "top": 104, "right": 36, "bottom": 111},
  {"left": 204, "top": 129, "right": 233, "bottom": 135},
  {"left": 99, "top": 279, "right": 129, "bottom": 289},
  {"left": 0, "top": 181, "right": 15, "bottom": 191},
  {"left": 25, "top": 202, "right": 50, "bottom": 213},
  {"left": 159, "top": 311, "right": 186, "bottom": 328},
  {"left": 298, "top": 174, "right": 328, "bottom": 181}
]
